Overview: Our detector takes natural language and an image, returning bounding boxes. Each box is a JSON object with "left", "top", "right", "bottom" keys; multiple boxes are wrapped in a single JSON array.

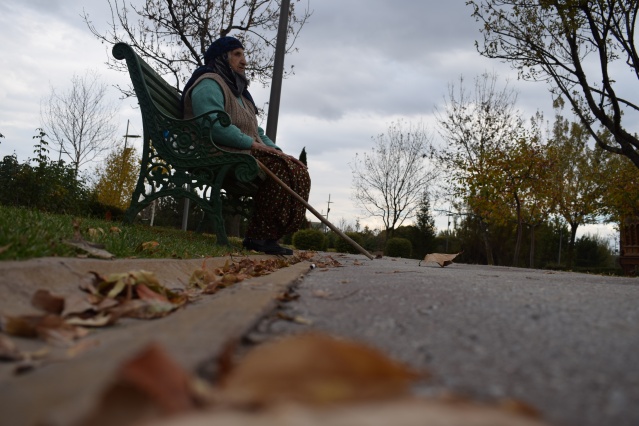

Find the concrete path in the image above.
[
  {"left": 255, "top": 253, "right": 639, "bottom": 426},
  {"left": 1, "top": 254, "right": 638, "bottom": 426}
]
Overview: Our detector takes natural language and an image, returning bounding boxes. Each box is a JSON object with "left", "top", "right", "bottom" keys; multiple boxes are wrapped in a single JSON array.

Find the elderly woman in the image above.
[{"left": 182, "top": 36, "right": 310, "bottom": 255}]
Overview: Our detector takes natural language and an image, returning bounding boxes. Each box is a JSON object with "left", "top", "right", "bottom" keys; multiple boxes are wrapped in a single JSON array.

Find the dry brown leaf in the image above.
[
  {"left": 109, "top": 299, "right": 178, "bottom": 320},
  {"left": 31, "top": 289, "right": 66, "bottom": 315},
  {"left": 65, "top": 313, "right": 114, "bottom": 327},
  {"left": 217, "top": 333, "right": 424, "bottom": 407},
  {"left": 419, "top": 251, "right": 463, "bottom": 267},
  {"left": 88, "top": 228, "right": 105, "bottom": 238},
  {"left": 80, "top": 342, "right": 201, "bottom": 426},
  {"left": 0, "top": 243, "right": 12, "bottom": 254},
  {"left": 1, "top": 314, "right": 43, "bottom": 338},
  {"left": 63, "top": 239, "right": 115, "bottom": 259},
  {"left": 137, "top": 241, "right": 160, "bottom": 253},
  {"left": 136, "top": 283, "right": 170, "bottom": 303},
  {"left": 141, "top": 398, "right": 549, "bottom": 426},
  {"left": 2, "top": 314, "right": 88, "bottom": 345},
  {"left": 188, "top": 264, "right": 219, "bottom": 290},
  {"left": 61, "top": 292, "right": 96, "bottom": 317}
]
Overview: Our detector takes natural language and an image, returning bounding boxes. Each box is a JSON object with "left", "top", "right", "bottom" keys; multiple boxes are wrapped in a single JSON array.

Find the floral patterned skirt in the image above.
[{"left": 245, "top": 149, "right": 311, "bottom": 240}]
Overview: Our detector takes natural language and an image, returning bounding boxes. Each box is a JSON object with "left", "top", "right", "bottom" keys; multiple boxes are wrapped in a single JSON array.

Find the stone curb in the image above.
[{"left": 0, "top": 256, "right": 312, "bottom": 426}]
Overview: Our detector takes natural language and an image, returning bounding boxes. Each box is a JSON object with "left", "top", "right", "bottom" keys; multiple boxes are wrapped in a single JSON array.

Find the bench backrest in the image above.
[
  {"left": 113, "top": 43, "right": 182, "bottom": 119},
  {"left": 112, "top": 43, "right": 223, "bottom": 169},
  {"left": 112, "top": 43, "right": 263, "bottom": 193}
]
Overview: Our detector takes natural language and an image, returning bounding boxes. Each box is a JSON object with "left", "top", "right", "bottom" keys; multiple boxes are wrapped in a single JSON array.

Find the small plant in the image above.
[
  {"left": 334, "top": 232, "right": 364, "bottom": 254},
  {"left": 385, "top": 237, "right": 412, "bottom": 258},
  {"left": 292, "top": 229, "right": 326, "bottom": 251}
]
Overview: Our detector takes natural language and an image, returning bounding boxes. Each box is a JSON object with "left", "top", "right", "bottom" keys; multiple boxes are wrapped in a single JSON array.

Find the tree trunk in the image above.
[
  {"left": 481, "top": 219, "right": 494, "bottom": 265},
  {"left": 529, "top": 224, "right": 536, "bottom": 268},
  {"left": 567, "top": 222, "right": 579, "bottom": 268},
  {"left": 513, "top": 195, "right": 522, "bottom": 267}
]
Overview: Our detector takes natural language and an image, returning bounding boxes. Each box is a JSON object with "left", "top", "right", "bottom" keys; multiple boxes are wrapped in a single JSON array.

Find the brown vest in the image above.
[{"left": 183, "top": 73, "right": 262, "bottom": 152}]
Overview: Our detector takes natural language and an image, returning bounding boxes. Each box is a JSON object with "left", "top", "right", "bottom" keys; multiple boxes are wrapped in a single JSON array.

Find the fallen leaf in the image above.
[
  {"left": 109, "top": 299, "right": 178, "bottom": 320},
  {"left": 203, "top": 282, "right": 221, "bottom": 295},
  {"left": 65, "top": 313, "right": 114, "bottom": 327},
  {"left": 188, "top": 264, "right": 219, "bottom": 289},
  {"left": 37, "top": 316, "right": 89, "bottom": 345},
  {"left": 419, "top": 251, "right": 463, "bottom": 267},
  {"left": 61, "top": 292, "right": 96, "bottom": 317},
  {"left": 137, "top": 241, "right": 160, "bottom": 253},
  {"left": 1, "top": 315, "right": 42, "bottom": 338},
  {"left": 0, "top": 244, "right": 12, "bottom": 254},
  {"left": 88, "top": 228, "right": 105, "bottom": 238},
  {"left": 1, "top": 314, "right": 87, "bottom": 345},
  {"left": 64, "top": 239, "right": 115, "bottom": 259},
  {"left": 136, "top": 283, "right": 170, "bottom": 303},
  {"left": 80, "top": 342, "right": 202, "bottom": 426},
  {"left": 31, "top": 289, "right": 65, "bottom": 315},
  {"left": 140, "top": 398, "right": 549, "bottom": 426},
  {"left": 217, "top": 333, "right": 424, "bottom": 407}
]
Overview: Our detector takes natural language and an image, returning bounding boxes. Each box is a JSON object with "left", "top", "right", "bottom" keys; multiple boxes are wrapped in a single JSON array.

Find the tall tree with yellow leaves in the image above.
[{"left": 93, "top": 143, "right": 140, "bottom": 211}]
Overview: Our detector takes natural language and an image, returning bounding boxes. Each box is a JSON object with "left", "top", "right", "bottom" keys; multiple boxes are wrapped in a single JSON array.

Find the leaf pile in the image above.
[{"left": 0, "top": 254, "right": 322, "bottom": 370}]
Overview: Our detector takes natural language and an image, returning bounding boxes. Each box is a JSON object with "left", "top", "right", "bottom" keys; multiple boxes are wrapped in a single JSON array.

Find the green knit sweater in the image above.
[{"left": 190, "top": 79, "right": 280, "bottom": 151}]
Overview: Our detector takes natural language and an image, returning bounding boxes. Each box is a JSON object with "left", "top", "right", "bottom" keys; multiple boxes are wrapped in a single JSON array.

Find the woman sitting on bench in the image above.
[{"left": 182, "top": 36, "right": 310, "bottom": 255}]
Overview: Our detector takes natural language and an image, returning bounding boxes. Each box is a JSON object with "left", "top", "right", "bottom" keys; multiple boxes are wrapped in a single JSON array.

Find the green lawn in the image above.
[{"left": 0, "top": 205, "right": 242, "bottom": 261}]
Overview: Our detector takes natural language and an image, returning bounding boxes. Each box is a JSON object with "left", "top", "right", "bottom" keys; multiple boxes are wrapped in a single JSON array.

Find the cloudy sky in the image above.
[{"left": 0, "top": 0, "right": 617, "bottom": 243}]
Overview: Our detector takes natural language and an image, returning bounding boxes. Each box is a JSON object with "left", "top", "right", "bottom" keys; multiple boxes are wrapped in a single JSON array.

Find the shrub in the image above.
[
  {"left": 0, "top": 154, "right": 90, "bottom": 215},
  {"left": 292, "top": 229, "right": 326, "bottom": 251},
  {"left": 385, "top": 237, "right": 412, "bottom": 258},
  {"left": 334, "top": 231, "right": 364, "bottom": 254}
]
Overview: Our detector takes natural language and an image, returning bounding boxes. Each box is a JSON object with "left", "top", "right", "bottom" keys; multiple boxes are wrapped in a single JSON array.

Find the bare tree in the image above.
[
  {"left": 468, "top": 0, "right": 639, "bottom": 169},
  {"left": 436, "top": 72, "right": 527, "bottom": 265},
  {"left": 83, "top": 0, "right": 312, "bottom": 94},
  {"left": 351, "top": 120, "right": 438, "bottom": 239},
  {"left": 40, "top": 70, "right": 119, "bottom": 175}
]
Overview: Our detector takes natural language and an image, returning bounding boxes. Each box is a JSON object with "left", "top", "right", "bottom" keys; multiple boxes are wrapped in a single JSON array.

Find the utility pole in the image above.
[
  {"left": 265, "top": 0, "right": 290, "bottom": 141},
  {"left": 325, "top": 194, "right": 333, "bottom": 233},
  {"left": 122, "top": 119, "right": 140, "bottom": 213},
  {"left": 123, "top": 119, "right": 141, "bottom": 149}
]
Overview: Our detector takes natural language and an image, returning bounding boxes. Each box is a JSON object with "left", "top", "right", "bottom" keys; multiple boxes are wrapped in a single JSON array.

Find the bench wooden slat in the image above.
[{"left": 139, "top": 61, "right": 182, "bottom": 118}]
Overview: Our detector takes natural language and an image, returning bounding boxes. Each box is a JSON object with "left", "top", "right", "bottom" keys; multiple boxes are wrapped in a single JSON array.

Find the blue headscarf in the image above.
[{"left": 181, "top": 36, "right": 256, "bottom": 113}]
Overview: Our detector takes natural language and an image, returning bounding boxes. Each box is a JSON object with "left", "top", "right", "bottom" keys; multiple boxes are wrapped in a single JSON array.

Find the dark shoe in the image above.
[{"left": 243, "top": 238, "right": 293, "bottom": 255}]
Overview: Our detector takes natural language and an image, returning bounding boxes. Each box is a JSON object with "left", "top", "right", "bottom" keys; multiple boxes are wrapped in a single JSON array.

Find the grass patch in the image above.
[{"left": 0, "top": 205, "right": 243, "bottom": 261}]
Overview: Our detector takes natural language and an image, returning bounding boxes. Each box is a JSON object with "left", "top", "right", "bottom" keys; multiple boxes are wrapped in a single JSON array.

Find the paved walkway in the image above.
[
  {"left": 0, "top": 254, "right": 638, "bottom": 426},
  {"left": 256, "top": 254, "right": 639, "bottom": 426}
]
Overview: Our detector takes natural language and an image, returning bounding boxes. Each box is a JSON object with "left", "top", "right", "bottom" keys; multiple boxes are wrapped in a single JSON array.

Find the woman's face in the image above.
[{"left": 227, "top": 48, "right": 247, "bottom": 75}]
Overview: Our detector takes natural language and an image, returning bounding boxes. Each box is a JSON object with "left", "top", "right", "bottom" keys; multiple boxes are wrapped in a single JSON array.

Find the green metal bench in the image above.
[{"left": 112, "top": 42, "right": 264, "bottom": 245}]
